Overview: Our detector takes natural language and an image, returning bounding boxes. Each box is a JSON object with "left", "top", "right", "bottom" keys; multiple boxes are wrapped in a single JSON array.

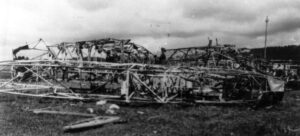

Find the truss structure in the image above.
[{"left": 0, "top": 38, "right": 285, "bottom": 105}]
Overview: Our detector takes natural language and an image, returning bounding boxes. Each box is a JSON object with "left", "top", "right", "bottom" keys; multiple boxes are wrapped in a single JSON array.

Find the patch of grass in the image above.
[{"left": 0, "top": 91, "right": 299, "bottom": 136}]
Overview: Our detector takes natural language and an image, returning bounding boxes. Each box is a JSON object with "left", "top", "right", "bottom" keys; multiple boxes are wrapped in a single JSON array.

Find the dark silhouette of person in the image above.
[
  {"left": 159, "top": 48, "right": 166, "bottom": 64},
  {"left": 106, "top": 51, "right": 114, "bottom": 62}
]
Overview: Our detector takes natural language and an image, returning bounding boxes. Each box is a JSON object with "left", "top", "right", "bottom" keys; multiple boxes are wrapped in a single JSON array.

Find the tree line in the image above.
[{"left": 250, "top": 45, "right": 300, "bottom": 62}]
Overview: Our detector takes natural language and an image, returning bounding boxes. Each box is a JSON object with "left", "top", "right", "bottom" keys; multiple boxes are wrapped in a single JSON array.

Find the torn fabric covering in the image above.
[
  {"left": 12, "top": 45, "right": 29, "bottom": 57},
  {"left": 267, "top": 76, "right": 285, "bottom": 92}
]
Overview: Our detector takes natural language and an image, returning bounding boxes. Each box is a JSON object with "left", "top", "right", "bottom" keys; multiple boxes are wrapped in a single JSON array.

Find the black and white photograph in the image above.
[{"left": 0, "top": 0, "right": 300, "bottom": 135}]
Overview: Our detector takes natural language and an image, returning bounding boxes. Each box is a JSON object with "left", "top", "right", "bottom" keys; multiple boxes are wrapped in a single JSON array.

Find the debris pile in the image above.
[{"left": 0, "top": 38, "right": 285, "bottom": 106}]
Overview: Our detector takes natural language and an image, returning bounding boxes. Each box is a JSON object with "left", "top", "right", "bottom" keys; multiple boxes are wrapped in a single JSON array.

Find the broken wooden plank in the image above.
[
  {"left": 32, "top": 109, "right": 96, "bottom": 117},
  {"left": 63, "top": 116, "right": 120, "bottom": 131}
]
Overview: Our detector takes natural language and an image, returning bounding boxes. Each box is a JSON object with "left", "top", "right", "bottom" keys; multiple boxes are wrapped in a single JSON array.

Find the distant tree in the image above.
[{"left": 250, "top": 45, "right": 300, "bottom": 63}]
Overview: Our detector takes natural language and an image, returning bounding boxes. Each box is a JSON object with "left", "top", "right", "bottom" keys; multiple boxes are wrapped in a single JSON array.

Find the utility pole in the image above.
[{"left": 264, "top": 16, "right": 269, "bottom": 59}]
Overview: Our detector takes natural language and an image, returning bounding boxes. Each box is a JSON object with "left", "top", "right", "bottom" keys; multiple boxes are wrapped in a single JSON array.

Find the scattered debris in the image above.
[
  {"left": 87, "top": 108, "right": 94, "bottom": 114},
  {"left": 264, "top": 105, "right": 273, "bottom": 110},
  {"left": 104, "top": 104, "right": 120, "bottom": 115},
  {"left": 105, "top": 109, "right": 116, "bottom": 115},
  {"left": 109, "top": 104, "right": 120, "bottom": 110},
  {"left": 96, "top": 100, "right": 107, "bottom": 105},
  {"left": 137, "top": 111, "right": 144, "bottom": 115}
]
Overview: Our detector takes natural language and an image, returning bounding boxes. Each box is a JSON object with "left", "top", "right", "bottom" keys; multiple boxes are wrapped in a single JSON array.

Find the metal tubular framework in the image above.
[{"left": 0, "top": 38, "right": 285, "bottom": 105}]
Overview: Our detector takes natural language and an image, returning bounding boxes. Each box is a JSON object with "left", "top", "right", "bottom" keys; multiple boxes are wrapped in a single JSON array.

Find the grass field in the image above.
[{"left": 0, "top": 90, "right": 299, "bottom": 136}]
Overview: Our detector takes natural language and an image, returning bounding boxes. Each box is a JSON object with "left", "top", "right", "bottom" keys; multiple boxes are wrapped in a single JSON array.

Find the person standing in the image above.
[{"left": 159, "top": 48, "right": 166, "bottom": 64}]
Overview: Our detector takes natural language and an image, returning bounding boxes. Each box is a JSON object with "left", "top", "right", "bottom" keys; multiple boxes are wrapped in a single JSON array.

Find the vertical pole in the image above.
[
  {"left": 11, "top": 65, "right": 14, "bottom": 79},
  {"left": 88, "top": 45, "right": 91, "bottom": 62},
  {"left": 125, "top": 70, "right": 129, "bottom": 102},
  {"left": 121, "top": 41, "right": 124, "bottom": 63},
  {"left": 264, "top": 16, "right": 269, "bottom": 59},
  {"left": 36, "top": 66, "right": 39, "bottom": 82}
]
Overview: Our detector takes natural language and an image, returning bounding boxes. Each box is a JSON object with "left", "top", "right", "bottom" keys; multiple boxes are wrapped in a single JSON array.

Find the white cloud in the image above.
[{"left": 0, "top": 0, "right": 300, "bottom": 60}]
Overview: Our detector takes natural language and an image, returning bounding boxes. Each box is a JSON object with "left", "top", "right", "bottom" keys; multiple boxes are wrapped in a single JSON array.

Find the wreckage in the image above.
[{"left": 0, "top": 38, "right": 285, "bottom": 106}]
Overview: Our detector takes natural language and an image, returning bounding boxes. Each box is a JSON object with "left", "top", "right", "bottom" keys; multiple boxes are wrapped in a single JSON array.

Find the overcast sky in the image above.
[{"left": 1, "top": 0, "right": 300, "bottom": 60}]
